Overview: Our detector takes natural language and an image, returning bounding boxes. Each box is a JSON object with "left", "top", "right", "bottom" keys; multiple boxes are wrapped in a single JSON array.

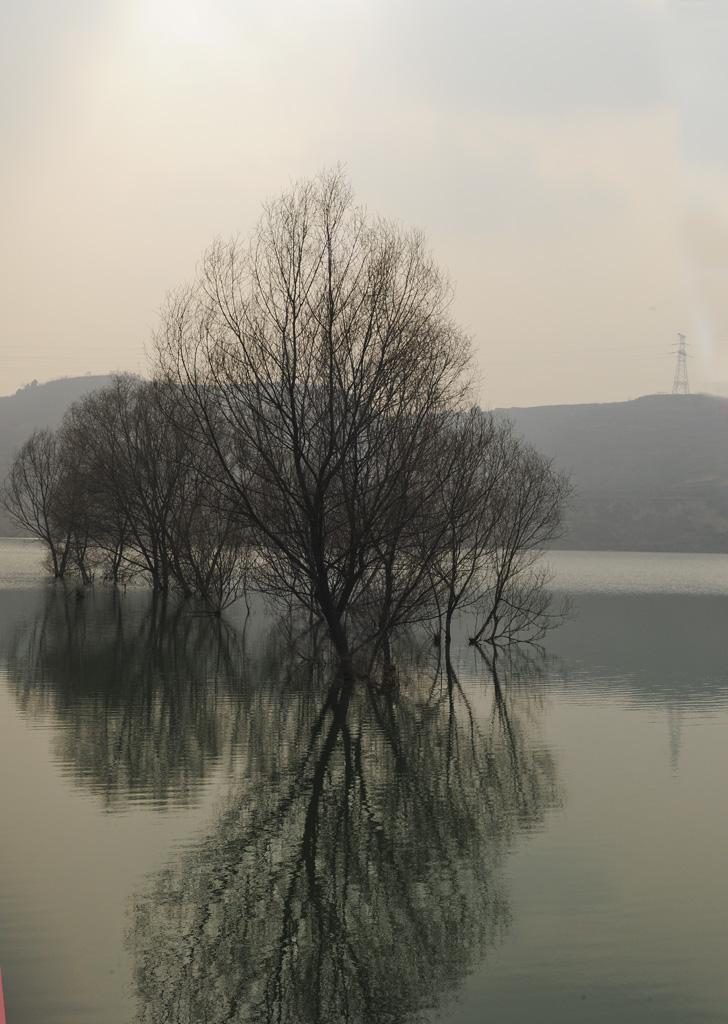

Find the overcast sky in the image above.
[{"left": 2, "top": 0, "right": 728, "bottom": 407}]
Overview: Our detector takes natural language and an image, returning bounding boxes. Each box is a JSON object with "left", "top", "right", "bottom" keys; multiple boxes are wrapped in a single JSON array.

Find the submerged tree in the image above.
[
  {"left": 60, "top": 375, "right": 190, "bottom": 590},
  {"left": 425, "top": 408, "right": 509, "bottom": 643},
  {"left": 154, "top": 168, "right": 472, "bottom": 677},
  {"left": 469, "top": 424, "right": 570, "bottom": 645},
  {"left": 420, "top": 408, "right": 569, "bottom": 648},
  {"left": 3, "top": 171, "right": 570, "bottom": 664},
  {"left": 23, "top": 375, "right": 253, "bottom": 613},
  {"left": 1, "top": 428, "right": 74, "bottom": 577}
]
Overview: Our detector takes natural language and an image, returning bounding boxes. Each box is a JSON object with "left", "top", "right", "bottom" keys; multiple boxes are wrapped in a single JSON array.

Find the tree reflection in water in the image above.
[
  {"left": 0, "top": 590, "right": 561, "bottom": 1020},
  {"left": 130, "top": 642, "right": 561, "bottom": 1024},
  {"left": 0, "top": 587, "right": 250, "bottom": 807}
]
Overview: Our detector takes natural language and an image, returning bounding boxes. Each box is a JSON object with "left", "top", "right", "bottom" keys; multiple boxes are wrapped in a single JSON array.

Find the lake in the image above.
[{"left": 0, "top": 539, "right": 726, "bottom": 1023}]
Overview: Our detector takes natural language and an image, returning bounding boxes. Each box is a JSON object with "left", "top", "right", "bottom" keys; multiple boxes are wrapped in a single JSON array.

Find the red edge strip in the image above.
[{"left": 0, "top": 964, "right": 5, "bottom": 1024}]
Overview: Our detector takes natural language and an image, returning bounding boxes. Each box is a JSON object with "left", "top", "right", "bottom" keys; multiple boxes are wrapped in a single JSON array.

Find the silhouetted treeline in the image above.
[
  {"left": 1, "top": 375, "right": 252, "bottom": 613},
  {"left": 2, "top": 170, "right": 569, "bottom": 667},
  {"left": 1, "top": 373, "right": 567, "bottom": 648}
]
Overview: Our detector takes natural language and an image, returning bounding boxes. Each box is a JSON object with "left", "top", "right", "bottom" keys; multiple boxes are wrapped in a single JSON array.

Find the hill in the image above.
[
  {"left": 2, "top": 381, "right": 727, "bottom": 551},
  {"left": 0, "top": 376, "right": 112, "bottom": 535},
  {"left": 502, "top": 393, "right": 728, "bottom": 552}
]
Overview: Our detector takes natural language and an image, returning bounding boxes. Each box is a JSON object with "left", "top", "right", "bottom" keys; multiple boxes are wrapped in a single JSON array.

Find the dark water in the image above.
[{"left": 0, "top": 540, "right": 726, "bottom": 1023}]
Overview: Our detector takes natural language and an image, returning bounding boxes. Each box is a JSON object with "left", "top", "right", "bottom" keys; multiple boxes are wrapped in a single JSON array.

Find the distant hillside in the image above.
[
  {"left": 0, "top": 376, "right": 113, "bottom": 535},
  {"left": 2, "top": 381, "right": 727, "bottom": 552},
  {"left": 502, "top": 394, "right": 728, "bottom": 553}
]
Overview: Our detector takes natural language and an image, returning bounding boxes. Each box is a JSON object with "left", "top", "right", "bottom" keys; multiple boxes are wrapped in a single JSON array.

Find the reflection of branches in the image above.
[
  {"left": 0, "top": 587, "right": 562, "bottom": 1020},
  {"left": 0, "top": 587, "right": 250, "bottom": 808},
  {"left": 130, "top": 652, "right": 561, "bottom": 1024}
]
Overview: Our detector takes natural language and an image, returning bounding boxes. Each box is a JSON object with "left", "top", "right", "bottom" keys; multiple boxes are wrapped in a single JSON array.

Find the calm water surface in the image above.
[{"left": 0, "top": 539, "right": 726, "bottom": 1023}]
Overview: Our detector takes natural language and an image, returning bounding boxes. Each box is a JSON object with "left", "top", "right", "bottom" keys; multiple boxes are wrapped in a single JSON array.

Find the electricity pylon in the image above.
[{"left": 671, "top": 334, "right": 690, "bottom": 395}]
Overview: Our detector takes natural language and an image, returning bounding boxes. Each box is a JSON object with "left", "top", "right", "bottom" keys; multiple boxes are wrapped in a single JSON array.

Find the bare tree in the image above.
[
  {"left": 165, "top": 437, "right": 254, "bottom": 615},
  {"left": 422, "top": 410, "right": 570, "bottom": 648},
  {"left": 469, "top": 424, "right": 571, "bottom": 645},
  {"left": 154, "top": 169, "right": 472, "bottom": 677},
  {"left": 61, "top": 375, "right": 190, "bottom": 590},
  {"left": 1, "top": 428, "right": 73, "bottom": 576},
  {"left": 420, "top": 410, "right": 568, "bottom": 647},
  {"left": 425, "top": 408, "right": 509, "bottom": 643},
  {"left": 4, "top": 173, "right": 571, "bottom": 658},
  {"left": 52, "top": 433, "right": 98, "bottom": 584},
  {"left": 9, "top": 376, "right": 252, "bottom": 609}
]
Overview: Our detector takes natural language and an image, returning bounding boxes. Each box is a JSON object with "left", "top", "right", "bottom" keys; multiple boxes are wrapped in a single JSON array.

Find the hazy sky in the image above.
[{"left": 2, "top": 0, "right": 728, "bottom": 407}]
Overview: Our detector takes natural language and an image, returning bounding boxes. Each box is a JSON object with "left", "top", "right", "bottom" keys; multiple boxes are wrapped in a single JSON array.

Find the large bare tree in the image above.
[
  {"left": 4, "top": 172, "right": 571, "bottom": 662},
  {"left": 154, "top": 169, "right": 472, "bottom": 677}
]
